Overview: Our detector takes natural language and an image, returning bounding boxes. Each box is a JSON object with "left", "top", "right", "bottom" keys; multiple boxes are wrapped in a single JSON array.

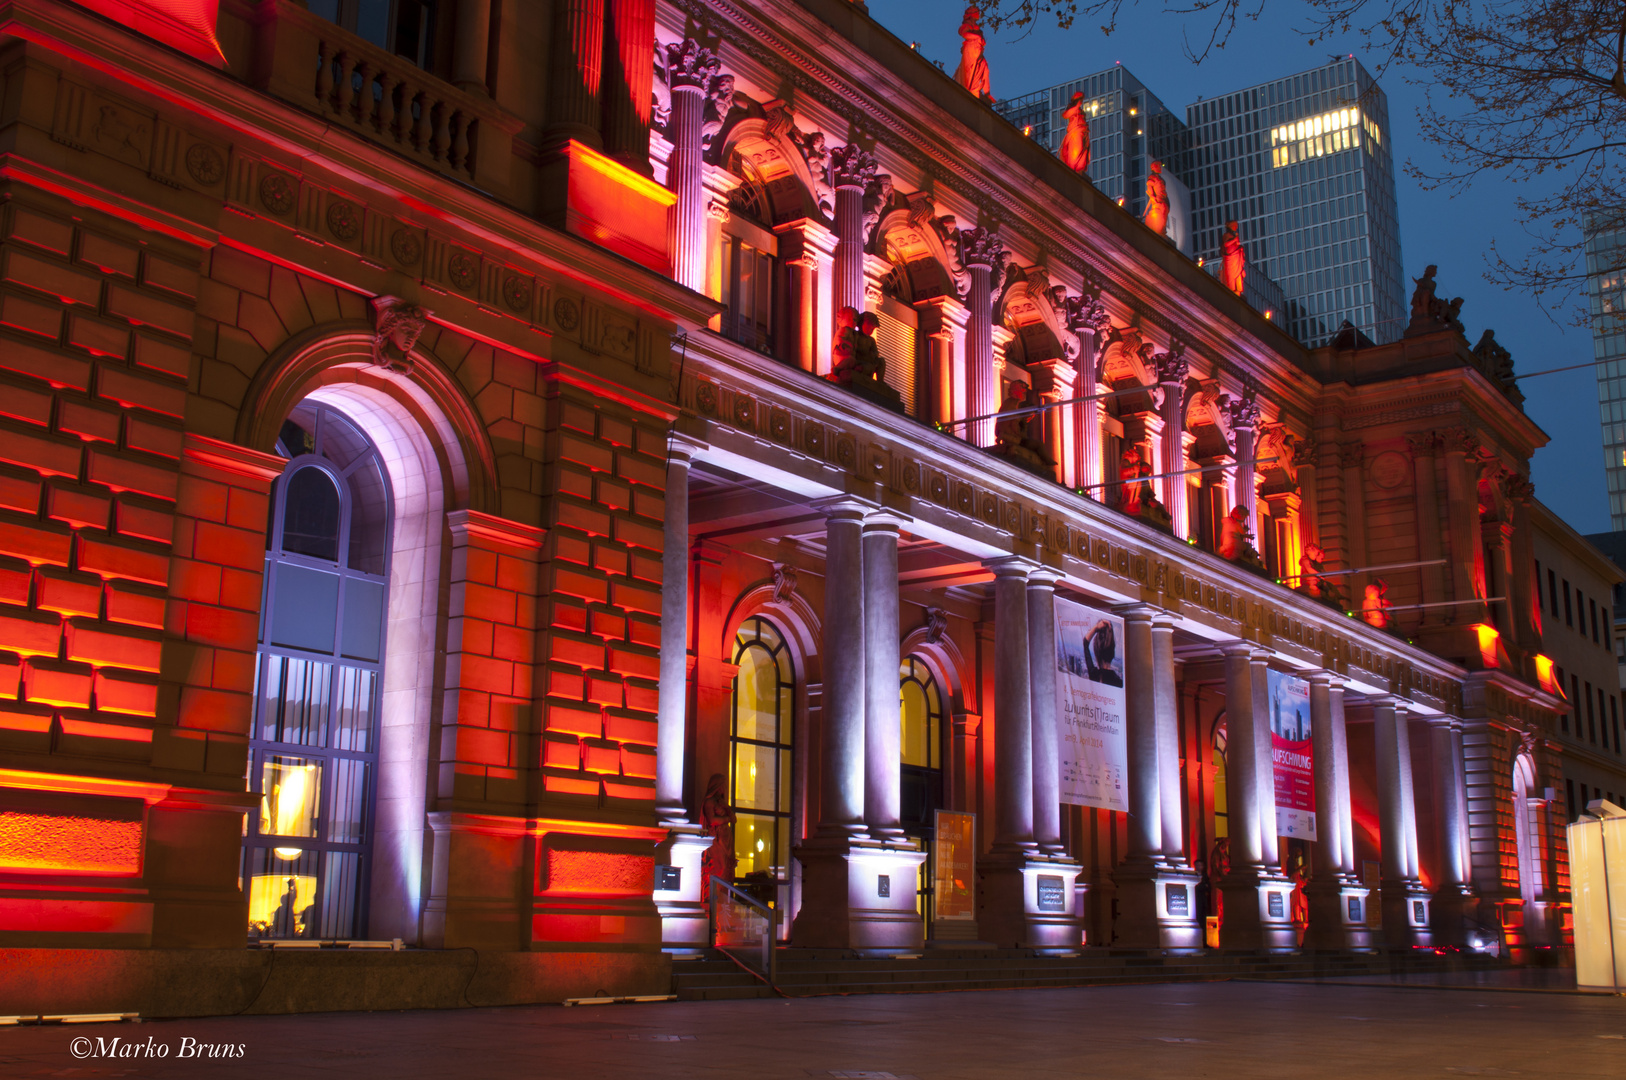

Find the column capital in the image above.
[
  {"left": 984, "top": 555, "right": 1037, "bottom": 580},
  {"left": 1113, "top": 602, "right": 1160, "bottom": 623},
  {"left": 1025, "top": 568, "right": 1063, "bottom": 590},
  {"left": 830, "top": 143, "right": 879, "bottom": 189},
  {"left": 666, "top": 431, "right": 708, "bottom": 465},
  {"left": 1218, "top": 639, "right": 1264, "bottom": 661},
  {"left": 861, "top": 508, "right": 911, "bottom": 534},
  {"left": 813, "top": 494, "right": 879, "bottom": 522}
]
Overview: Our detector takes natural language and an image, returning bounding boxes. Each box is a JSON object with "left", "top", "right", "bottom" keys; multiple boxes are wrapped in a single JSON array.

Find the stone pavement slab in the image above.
[{"left": 0, "top": 979, "right": 1621, "bottom": 1079}]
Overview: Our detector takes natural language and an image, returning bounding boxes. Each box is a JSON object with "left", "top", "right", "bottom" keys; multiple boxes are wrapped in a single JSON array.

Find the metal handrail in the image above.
[{"left": 709, "top": 876, "right": 778, "bottom": 989}]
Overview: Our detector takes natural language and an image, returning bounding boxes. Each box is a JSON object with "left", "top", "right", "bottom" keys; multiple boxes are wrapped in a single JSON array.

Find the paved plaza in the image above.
[{"left": 1, "top": 976, "right": 1621, "bottom": 1079}]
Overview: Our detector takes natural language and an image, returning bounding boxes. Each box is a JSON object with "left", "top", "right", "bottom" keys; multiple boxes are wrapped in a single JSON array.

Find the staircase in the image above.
[{"left": 670, "top": 947, "right": 1505, "bottom": 1002}]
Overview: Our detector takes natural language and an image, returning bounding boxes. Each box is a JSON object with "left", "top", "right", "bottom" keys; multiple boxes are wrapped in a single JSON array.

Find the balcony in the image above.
[{"left": 237, "top": 0, "right": 523, "bottom": 195}]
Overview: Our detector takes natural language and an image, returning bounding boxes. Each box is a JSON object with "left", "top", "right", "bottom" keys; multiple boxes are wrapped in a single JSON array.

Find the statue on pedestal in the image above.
[
  {"left": 1361, "top": 578, "right": 1393, "bottom": 629},
  {"left": 1297, "top": 541, "right": 1346, "bottom": 610},
  {"left": 955, "top": 4, "right": 993, "bottom": 102},
  {"left": 1143, "top": 161, "right": 1170, "bottom": 237},
  {"left": 829, "top": 306, "right": 902, "bottom": 410},
  {"left": 1218, "top": 506, "right": 1264, "bottom": 570},
  {"left": 1117, "top": 445, "right": 1171, "bottom": 529},
  {"left": 1221, "top": 220, "right": 1246, "bottom": 296},
  {"left": 1060, "top": 91, "right": 1091, "bottom": 174},
  {"left": 993, "top": 379, "right": 1056, "bottom": 475},
  {"left": 1406, "top": 265, "right": 1468, "bottom": 336}
]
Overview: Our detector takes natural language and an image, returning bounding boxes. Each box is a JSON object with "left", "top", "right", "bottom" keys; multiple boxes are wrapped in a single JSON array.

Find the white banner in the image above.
[{"left": 1055, "top": 597, "right": 1128, "bottom": 812}]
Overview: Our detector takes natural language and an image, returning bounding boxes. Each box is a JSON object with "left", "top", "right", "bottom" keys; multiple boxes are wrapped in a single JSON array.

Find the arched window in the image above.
[
  {"left": 900, "top": 656, "right": 945, "bottom": 921},
  {"left": 244, "top": 403, "right": 391, "bottom": 940},
  {"left": 1511, "top": 754, "right": 1542, "bottom": 905},
  {"left": 729, "top": 617, "right": 794, "bottom": 898}
]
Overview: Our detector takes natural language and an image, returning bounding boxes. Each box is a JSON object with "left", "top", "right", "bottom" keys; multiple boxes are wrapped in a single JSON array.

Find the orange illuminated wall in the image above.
[
  {"left": 0, "top": 809, "right": 142, "bottom": 874},
  {"left": 546, "top": 140, "right": 675, "bottom": 275},
  {"left": 76, "top": 0, "right": 225, "bottom": 65}
]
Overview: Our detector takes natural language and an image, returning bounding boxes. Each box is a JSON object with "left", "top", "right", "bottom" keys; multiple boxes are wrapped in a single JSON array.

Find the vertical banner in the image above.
[
  {"left": 1054, "top": 597, "right": 1129, "bottom": 812},
  {"left": 1267, "top": 668, "right": 1317, "bottom": 840},
  {"left": 933, "top": 810, "right": 976, "bottom": 920}
]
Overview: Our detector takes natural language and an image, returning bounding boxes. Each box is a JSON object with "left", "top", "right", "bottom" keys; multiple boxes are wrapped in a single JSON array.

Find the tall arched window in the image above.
[
  {"left": 244, "top": 403, "right": 391, "bottom": 940},
  {"left": 1511, "top": 754, "right": 1542, "bottom": 906},
  {"left": 900, "top": 656, "right": 944, "bottom": 921},
  {"left": 729, "top": 617, "right": 794, "bottom": 901}
]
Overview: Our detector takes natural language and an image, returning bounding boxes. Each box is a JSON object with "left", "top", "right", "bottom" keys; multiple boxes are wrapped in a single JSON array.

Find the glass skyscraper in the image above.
[
  {"left": 1185, "top": 59, "right": 1405, "bottom": 347},
  {"left": 995, "top": 64, "right": 1190, "bottom": 219},
  {"left": 1584, "top": 218, "right": 1626, "bottom": 527}
]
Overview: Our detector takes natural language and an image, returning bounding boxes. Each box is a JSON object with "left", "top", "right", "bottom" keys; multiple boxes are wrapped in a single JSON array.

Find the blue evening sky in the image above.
[{"left": 868, "top": 0, "right": 1609, "bottom": 536}]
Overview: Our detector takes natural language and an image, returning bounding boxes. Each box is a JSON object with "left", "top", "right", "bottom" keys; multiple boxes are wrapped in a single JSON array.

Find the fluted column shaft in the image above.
[
  {"left": 655, "top": 443, "right": 694, "bottom": 818},
  {"left": 990, "top": 561, "right": 1035, "bottom": 852},
  {"left": 1076, "top": 325, "right": 1105, "bottom": 496},
  {"left": 1122, "top": 606, "right": 1161, "bottom": 858},
  {"left": 1234, "top": 422, "right": 1258, "bottom": 533},
  {"left": 966, "top": 263, "right": 994, "bottom": 446},
  {"left": 669, "top": 86, "right": 706, "bottom": 292},
  {"left": 1158, "top": 374, "right": 1188, "bottom": 539},
  {"left": 818, "top": 503, "right": 868, "bottom": 837},
  {"left": 1152, "top": 613, "right": 1184, "bottom": 860},
  {"left": 863, "top": 515, "right": 904, "bottom": 838},
  {"left": 1221, "top": 643, "right": 1266, "bottom": 869},
  {"left": 1372, "top": 696, "right": 1419, "bottom": 882},
  {"left": 452, "top": 0, "right": 493, "bottom": 94},
  {"left": 601, "top": 0, "right": 656, "bottom": 170},
  {"left": 1027, "top": 573, "right": 1062, "bottom": 853},
  {"left": 831, "top": 145, "right": 875, "bottom": 317},
  {"left": 547, "top": 0, "right": 606, "bottom": 144},
  {"left": 1308, "top": 672, "right": 1347, "bottom": 878}
]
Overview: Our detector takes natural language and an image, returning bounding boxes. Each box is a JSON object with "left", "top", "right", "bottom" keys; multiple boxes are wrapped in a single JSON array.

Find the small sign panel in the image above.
[
  {"left": 654, "top": 865, "right": 681, "bottom": 892},
  {"left": 1413, "top": 899, "right": 1426, "bottom": 925},
  {"left": 1267, "top": 891, "right": 1285, "bottom": 918},
  {"left": 1347, "top": 896, "right": 1362, "bottom": 922},
  {"left": 1037, "top": 875, "right": 1067, "bottom": 913},
  {"left": 877, "top": 874, "right": 891, "bottom": 898},
  {"left": 1166, "top": 883, "right": 1189, "bottom": 916}
]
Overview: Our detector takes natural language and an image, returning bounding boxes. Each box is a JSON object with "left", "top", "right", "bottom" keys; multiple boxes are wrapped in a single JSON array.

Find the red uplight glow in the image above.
[
  {"left": 0, "top": 810, "right": 143, "bottom": 875},
  {"left": 1472, "top": 623, "right": 1500, "bottom": 669},
  {"left": 77, "top": 1, "right": 225, "bottom": 66}
]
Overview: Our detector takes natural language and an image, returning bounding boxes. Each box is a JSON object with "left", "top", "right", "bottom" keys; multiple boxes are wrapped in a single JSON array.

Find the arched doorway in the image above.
[
  {"left": 244, "top": 401, "right": 391, "bottom": 940},
  {"left": 728, "top": 616, "right": 795, "bottom": 914},
  {"left": 900, "top": 655, "right": 945, "bottom": 922}
]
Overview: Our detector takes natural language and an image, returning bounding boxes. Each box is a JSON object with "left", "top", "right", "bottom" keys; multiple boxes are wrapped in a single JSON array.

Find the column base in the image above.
[
  {"left": 1429, "top": 885, "right": 1478, "bottom": 948},
  {"left": 977, "top": 852, "right": 1083, "bottom": 952},
  {"left": 1380, "top": 878, "right": 1434, "bottom": 948},
  {"left": 790, "top": 838, "right": 927, "bottom": 953},
  {"left": 1303, "top": 875, "right": 1373, "bottom": 952},
  {"left": 1218, "top": 866, "right": 1297, "bottom": 952},
  {"left": 1110, "top": 857, "right": 1203, "bottom": 953},
  {"left": 654, "top": 823, "right": 714, "bottom": 956}
]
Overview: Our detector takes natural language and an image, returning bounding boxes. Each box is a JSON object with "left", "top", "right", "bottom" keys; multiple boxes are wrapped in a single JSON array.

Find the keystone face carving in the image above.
[{"left": 370, "top": 295, "right": 430, "bottom": 374}]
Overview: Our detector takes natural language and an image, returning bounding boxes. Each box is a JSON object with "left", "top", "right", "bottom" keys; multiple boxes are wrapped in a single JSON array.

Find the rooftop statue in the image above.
[
  {"left": 1406, "top": 264, "right": 1468, "bottom": 336},
  {"left": 1220, "top": 220, "right": 1246, "bottom": 296},
  {"left": 955, "top": 4, "right": 993, "bottom": 103},
  {"left": 1143, "top": 161, "right": 1169, "bottom": 237},
  {"left": 993, "top": 379, "right": 1056, "bottom": 477},
  {"left": 1060, "top": 91, "right": 1091, "bottom": 174},
  {"left": 1361, "top": 578, "right": 1392, "bottom": 629}
]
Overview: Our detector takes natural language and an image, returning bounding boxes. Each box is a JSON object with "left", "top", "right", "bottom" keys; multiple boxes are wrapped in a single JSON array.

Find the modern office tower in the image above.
[
  {"left": 1584, "top": 220, "right": 1626, "bottom": 528},
  {"left": 996, "top": 64, "right": 1191, "bottom": 220},
  {"left": 1185, "top": 58, "right": 1405, "bottom": 347}
]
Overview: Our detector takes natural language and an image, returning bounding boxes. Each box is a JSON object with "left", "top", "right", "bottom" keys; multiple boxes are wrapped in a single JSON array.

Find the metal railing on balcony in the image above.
[
  {"left": 240, "top": 0, "right": 522, "bottom": 193},
  {"left": 709, "top": 875, "right": 777, "bottom": 990}
]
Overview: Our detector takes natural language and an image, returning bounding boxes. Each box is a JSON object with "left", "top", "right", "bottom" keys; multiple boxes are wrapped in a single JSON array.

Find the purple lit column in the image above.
[
  {"left": 661, "top": 40, "right": 721, "bottom": 293},
  {"left": 863, "top": 511, "right": 905, "bottom": 839},
  {"left": 1155, "top": 346, "right": 1190, "bottom": 539},
  {"left": 955, "top": 228, "right": 1005, "bottom": 448},
  {"left": 830, "top": 144, "right": 877, "bottom": 317},
  {"left": 1228, "top": 391, "right": 1261, "bottom": 534},
  {"left": 817, "top": 499, "right": 868, "bottom": 838},
  {"left": 1027, "top": 570, "right": 1062, "bottom": 853},
  {"left": 655, "top": 438, "right": 697, "bottom": 819},
  {"left": 989, "top": 559, "right": 1035, "bottom": 852}
]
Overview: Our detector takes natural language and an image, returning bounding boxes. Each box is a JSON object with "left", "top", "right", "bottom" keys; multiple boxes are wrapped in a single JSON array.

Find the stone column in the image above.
[
  {"left": 1155, "top": 348, "right": 1190, "bottom": 540},
  {"left": 1408, "top": 433, "right": 1446, "bottom": 623},
  {"left": 1152, "top": 613, "right": 1185, "bottom": 865},
  {"left": 1372, "top": 696, "right": 1431, "bottom": 945},
  {"left": 600, "top": 0, "right": 657, "bottom": 171},
  {"left": 1303, "top": 672, "right": 1370, "bottom": 950},
  {"left": 775, "top": 219, "right": 838, "bottom": 375},
  {"left": 831, "top": 145, "right": 876, "bottom": 317},
  {"left": 1027, "top": 571, "right": 1063, "bottom": 854},
  {"left": 978, "top": 559, "right": 1082, "bottom": 951},
  {"left": 1029, "top": 359, "right": 1076, "bottom": 486},
  {"left": 1339, "top": 443, "right": 1369, "bottom": 600},
  {"left": 1228, "top": 393, "right": 1262, "bottom": 538},
  {"left": 817, "top": 500, "right": 868, "bottom": 840},
  {"left": 654, "top": 436, "right": 712, "bottom": 951},
  {"left": 955, "top": 228, "right": 1006, "bottom": 448},
  {"left": 1506, "top": 484, "right": 1538, "bottom": 652},
  {"left": 1430, "top": 718, "right": 1475, "bottom": 944},
  {"left": 661, "top": 39, "right": 721, "bottom": 293},
  {"left": 1441, "top": 430, "right": 1487, "bottom": 623},
  {"left": 919, "top": 296, "right": 969, "bottom": 430},
  {"left": 1122, "top": 606, "right": 1162, "bottom": 861},
  {"left": 990, "top": 560, "right": 1035, "bottom": 853},
  {"left": 452, "top": 0, "right": 493, "bottom": 94},
  {"left": 863, "top": 512, "right": 905, "bottom": 840},
  {"left": 547, "top": 0, "right": 607, "bottom": 145},
  {"left": 1072, "top": 305, "right": 1112, "bottom": 497},
  {"left": 1217, "top": 643, "right": 1295, "bottom": 950}
]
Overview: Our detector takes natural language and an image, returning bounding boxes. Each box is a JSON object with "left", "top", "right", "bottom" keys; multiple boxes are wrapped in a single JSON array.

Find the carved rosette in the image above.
[
  {"left": 662, "top": 38, "right": 722, "bottom": 93},
  {"left": 369, "top": 295, "right": 431, "bottom": 375},
  {"left": 829, "top": 143, "right": 878, "bottom": 190}
]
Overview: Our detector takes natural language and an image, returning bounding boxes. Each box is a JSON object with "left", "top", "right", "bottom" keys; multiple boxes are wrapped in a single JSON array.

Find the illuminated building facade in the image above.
[
  {"left": 0, "top": 0, "right": 1579, "bottom": 1015},
  {"left": 1187, "top": 59, "right": 1406, "bottom": 347}
]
